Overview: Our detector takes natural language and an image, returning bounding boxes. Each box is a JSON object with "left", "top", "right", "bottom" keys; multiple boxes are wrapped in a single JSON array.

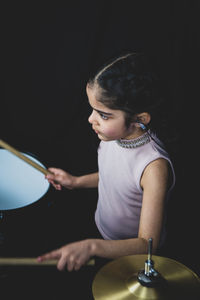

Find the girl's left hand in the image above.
[{"left": 37, "top": 239, "right": 94, "bottom": 271}]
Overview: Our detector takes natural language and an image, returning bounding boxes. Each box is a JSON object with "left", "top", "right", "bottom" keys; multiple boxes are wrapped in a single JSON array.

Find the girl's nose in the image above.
[{"left": 88, "top": 110, "right": 96, "bottom": 124}]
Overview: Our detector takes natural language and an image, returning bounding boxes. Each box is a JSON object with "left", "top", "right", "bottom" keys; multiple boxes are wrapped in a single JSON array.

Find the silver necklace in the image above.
[{"left": 116, "top": 132, "right": 151, "bottom": 149}]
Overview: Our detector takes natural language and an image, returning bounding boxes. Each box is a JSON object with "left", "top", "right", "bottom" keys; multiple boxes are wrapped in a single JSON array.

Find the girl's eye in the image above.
[{"left": 99, "top": 113, "right": 109, "bottom": 120}]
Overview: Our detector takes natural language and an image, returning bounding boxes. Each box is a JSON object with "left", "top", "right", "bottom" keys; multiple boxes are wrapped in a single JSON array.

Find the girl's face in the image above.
[{"left": 86, "top": 85, "right": 138, "bottom": 141}]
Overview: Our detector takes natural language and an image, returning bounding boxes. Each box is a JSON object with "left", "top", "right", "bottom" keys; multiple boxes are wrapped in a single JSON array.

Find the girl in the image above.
[{"left": 37, "top": 52, "right": 175, "bottom": 271}]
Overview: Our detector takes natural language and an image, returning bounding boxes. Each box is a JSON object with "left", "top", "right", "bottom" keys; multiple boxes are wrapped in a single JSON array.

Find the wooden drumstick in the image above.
[
  {"left": 0, "top": 139, "right": 50, "bottom": 176},
  {"left": 0, "top": 257, "right": 95, "bottom": 267}
]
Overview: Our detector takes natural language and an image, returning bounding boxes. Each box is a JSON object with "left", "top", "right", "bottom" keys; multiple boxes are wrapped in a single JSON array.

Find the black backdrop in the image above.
[{"left": 0, "top": 0, "right": 199, "bottom": 276}]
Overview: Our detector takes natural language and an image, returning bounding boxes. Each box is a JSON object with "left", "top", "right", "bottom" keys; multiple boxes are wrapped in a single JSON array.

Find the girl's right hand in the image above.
[{"left": 45, "top": 168, "right": 76, "bottom": 190}]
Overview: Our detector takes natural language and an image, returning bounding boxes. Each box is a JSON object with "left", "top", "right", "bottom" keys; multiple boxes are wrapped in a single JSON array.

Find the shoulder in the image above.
[
  {"left": 141, "top": 158, "right": 170, "bottom": 190},
  {"left": 144, "top": 158, "right": 169, "bottom": 177}
]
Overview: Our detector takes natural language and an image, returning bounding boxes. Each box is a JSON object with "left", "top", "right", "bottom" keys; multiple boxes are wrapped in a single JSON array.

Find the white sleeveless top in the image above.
[{"left": 95, "top": 132, "right": 175, "bottom": 245}]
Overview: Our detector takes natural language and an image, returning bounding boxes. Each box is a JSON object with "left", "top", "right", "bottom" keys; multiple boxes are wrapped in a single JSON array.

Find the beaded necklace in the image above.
[{"left": 116, "top": 132, "right": 151, "bottom": 149}]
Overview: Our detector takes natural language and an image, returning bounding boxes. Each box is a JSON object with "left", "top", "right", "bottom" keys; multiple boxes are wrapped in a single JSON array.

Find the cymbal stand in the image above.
[{"left": 137, "top": 238, "right": 165, "bottom": 287}]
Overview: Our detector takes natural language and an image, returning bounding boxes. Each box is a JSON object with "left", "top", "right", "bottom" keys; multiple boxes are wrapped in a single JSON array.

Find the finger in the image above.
[
  {"left": 48, "top": 167, "right": 62, "bottom": 174},
  {"left": 48, "top": 179, "right": 62, "bottom": 190},
  {"left": 67, "top": 255, "right": 76, "bottom": 272},
  {"left": 57, "top": 256, "right": 70, "bottom": 271},
  {"left": 37, "top": 249, "right": 60, "bottom": 262},
  {"left": 74, "top": 257, "right": 88, "bottom": 271},
  {"left": 74, "top": 261, "right": 81, "bottom": 271},
  {"left": 46, "top": 174, "right": 56, "bottom": 181},
  {"left": 47, "top": 179, "right": 55, "bottom": 185},
  {"left": 48, "top": 167, "right": 57, "bottom": 172},
  {"left": 54, "top": 184, "right": 62, "bottom": 190}
]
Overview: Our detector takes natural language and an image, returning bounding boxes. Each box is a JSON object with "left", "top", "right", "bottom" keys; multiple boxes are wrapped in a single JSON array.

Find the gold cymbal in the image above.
[{"left": 92, "top": 255, "right": 200, "bottom": 300}]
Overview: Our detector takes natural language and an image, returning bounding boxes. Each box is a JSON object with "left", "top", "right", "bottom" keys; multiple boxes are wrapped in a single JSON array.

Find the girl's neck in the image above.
[{"left": 121, "top": 128, "right": 146, "bottom": 140}]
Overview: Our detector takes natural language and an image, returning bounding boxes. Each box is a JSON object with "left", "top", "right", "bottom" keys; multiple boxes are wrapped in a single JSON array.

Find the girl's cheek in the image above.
[{"left": 102, "top": 127, "right": 120, "bottom": 138}]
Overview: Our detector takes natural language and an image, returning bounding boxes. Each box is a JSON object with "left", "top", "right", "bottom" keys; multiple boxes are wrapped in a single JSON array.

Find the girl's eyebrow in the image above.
[
  {"left": 93, "top": 108, "right": 113, "bottom": 116},
  {"left": 87, "top": 99, "right": 113, "bottom": 115}
]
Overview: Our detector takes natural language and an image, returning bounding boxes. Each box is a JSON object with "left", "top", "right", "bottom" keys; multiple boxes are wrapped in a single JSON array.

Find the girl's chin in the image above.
[{"left": 97, "top": 133, "right": 115, "bottom": 141}]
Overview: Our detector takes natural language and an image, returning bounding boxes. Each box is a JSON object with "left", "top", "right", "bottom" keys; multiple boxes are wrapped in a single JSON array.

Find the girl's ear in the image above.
[{"left": 133, "top": 112, "right": 151, "bottom": 128}]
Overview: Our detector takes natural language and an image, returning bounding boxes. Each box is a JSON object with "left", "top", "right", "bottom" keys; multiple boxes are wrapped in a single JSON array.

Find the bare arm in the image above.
[
  {"left": 46, "top": 168, "right": 99, "bottom": 190},
  {"left": 75, "top": 172, "right": 99, "bottom": 189}
]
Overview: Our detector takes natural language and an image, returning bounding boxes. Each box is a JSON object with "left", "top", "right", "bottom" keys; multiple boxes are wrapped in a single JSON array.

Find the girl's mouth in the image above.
[{"left": 92, "top": 126, "right": 99, "bottom": 134}]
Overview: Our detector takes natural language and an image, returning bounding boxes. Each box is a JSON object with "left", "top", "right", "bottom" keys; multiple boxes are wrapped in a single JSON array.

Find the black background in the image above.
[{"left": 0, "top": 1, "right": 199, "bottom": 298}]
